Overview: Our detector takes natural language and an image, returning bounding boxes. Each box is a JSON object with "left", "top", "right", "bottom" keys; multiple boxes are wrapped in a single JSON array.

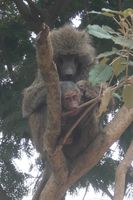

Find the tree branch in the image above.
[
  {"left": 25, "top": 0, "right": 45, "bottom": 18},
  {"left": 39, "top": 173, "right": 67, "bottom": 200},
  {"left": 13, "top": 0, "right": 32, "bottom": 22},
  {"left": 13, "top": 0, "right": 74, "bottom": 32},
  {"left": 113, "top": 140, "right": 133, "bottom": 200},
  {"left": 36, "top": 24, "right": 68, "bottom": 186},
  {"left": 13, "top": 0, "right": 47, "bottom": 32},
  {"left": 60, "top": 102, "right": 98, "bottom": 146},
  {"left": 37, "top": 105, "right": 133, "bottom": 200},
  {"left": 33, "top": 24, "right": 133, "bottom": 200},
  {"left": 31, "top": 21, "right": 133, "bottom": 200},
  {"left": 36, "top": 24, "right": 61, "bottom": 154},
  {"left": 99, "top": 183, "right": 113, "bottom": 199},
  {"left": 68, "top": 106, "right": 133, "bottom": 184}
]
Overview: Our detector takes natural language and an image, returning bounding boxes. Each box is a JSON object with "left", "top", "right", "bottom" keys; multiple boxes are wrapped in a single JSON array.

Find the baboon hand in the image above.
[{"left": 36, "top": 23, "right": 50, "bottom": 45}]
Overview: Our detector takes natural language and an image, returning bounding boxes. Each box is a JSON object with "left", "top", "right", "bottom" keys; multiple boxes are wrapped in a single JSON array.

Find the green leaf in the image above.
[
  {"left": 112, "top": 57, "right": 127, "bottom": 77},
  {"left": 102, "top": 8, "right": 122, "bottom": 15},
  {"left": 89, "top": 10, "right": 114, "bottom": 17},
  {"left": 98, "top": 87, "right": 112, "bottom": 116},
  {"left": 113, "top": 93, "right": 121, "bottom": 101},
  {"left": 89, "top": 64, "right": 113, "bottom": 85},
  {"left": 122, "top": 86, "right": 133, "bottom": 109},
  {"left": 112, "top": 36, "right": 133, "bottom": 49},
  {"left": 100, "top": 57, "right": 109, "bottom": 65},
  {"left": 102, "top": 12, "right": 114, "bottom": 17},
  {"left": 97, "top": 49, "right": 119, "bottom": 59},
  {"left": 102, "top": 25, "right": 120, "bottom": 36},
  {"left": 122, "top": 9, "right": 133, "bottom": 17},
  {"left": 129, "top": 61, "right": 133, "bottom": 67},
  {"left": 89, "top": 11, "right": 102, "bottom": 15},
  {"left": 87, "top": 25, "right": 112, "bottom": 39}
]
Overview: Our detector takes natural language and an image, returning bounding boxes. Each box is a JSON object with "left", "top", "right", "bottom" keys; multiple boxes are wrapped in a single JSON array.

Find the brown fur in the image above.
[
  {"left": 51, "top": 25, "right": 95, "bottom": 81},
  {"left": 61, "top": 80, "right": 101, "bottom": 159},
  {"left": 51, "top": 25, "right": 95, "bottom": 57}
]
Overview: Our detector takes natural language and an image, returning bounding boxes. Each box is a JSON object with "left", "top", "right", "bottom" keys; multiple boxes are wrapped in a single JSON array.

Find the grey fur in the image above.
[{"left": 51, "top": 25, "right": 95, "bottom": 57}]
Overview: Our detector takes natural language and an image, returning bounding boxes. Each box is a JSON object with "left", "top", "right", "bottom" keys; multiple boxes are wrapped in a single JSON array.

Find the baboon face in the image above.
[
  {"left": 61, "top": 81, "right": 81, "bottom": 115},
  {"left": 51, "top": 25, "right": 96, "bottom": 82},
  {"left": 55, "top": 54, "right": 93, "bottom": 81},
  {"left": 55, "top": 54, "right": 79, "bottom": 81}
]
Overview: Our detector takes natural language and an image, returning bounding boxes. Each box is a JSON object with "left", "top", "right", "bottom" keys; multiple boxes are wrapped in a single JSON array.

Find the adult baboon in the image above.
[
  {"left": 61, "top": 80, "right": 100, "bottom": 159},
  {"left": 22, "top": 24, "right": 96, "bottom": 118},
  {"left": 22, "top": 24, "right": 100, "bottom": 159}
]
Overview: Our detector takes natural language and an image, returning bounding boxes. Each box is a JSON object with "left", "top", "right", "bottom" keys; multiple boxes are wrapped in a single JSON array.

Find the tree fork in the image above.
[{"left": 34, "top": 24, "right": 133, "bottom": 200}]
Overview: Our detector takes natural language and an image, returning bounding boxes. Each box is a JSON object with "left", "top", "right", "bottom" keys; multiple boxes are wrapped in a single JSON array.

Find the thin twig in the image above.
[
  {"left": 62, "top": 96, "right": 100, "bottom": 117},
  {"left": 82, "top": 183, "right": 89, "bottom": 200},
  {"left": 61, "top": 101, "right": 98, "bottom": 146}
]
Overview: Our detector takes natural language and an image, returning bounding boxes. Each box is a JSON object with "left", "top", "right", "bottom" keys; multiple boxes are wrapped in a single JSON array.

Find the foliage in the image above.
[
  {"left": 87, "top": 8, "right": 133, "bottom": 197},
  {"left": 0, "top": 135, "right": 30, "bottom": 199},
  {"left": 0, "top": 2, "right": 36, "bottom": 199},
  {"left": 87, "top": 8, "right": 133, "bottom": 112}
]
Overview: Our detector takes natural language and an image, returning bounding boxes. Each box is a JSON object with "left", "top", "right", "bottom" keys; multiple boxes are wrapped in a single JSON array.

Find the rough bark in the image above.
[
  {"left": 113, "top": 140, "right": 133, "bottom": 200},
  {"left": 36, "top": 24, "right": 61, "bottom": 154}
]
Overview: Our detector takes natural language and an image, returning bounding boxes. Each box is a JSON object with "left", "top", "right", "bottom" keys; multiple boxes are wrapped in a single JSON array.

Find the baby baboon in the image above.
[
  {"left": 22, "top": 24, "right": 96, "bottom": 117},
  {"left": 61, "top": 80, "right": 100, "bottom": 159},
  {"left": 25, "top": 80, "right": 80, "bottom": 154},
  {"left": 61, "top": 81, "right": 81, "bottom": 115},
  {"left": 60, "top": 81, "right": 82, "bottom": 145},
  {"left": 26, "top": 81, "right": 80, "bottom": 156},
  {"left": 26, "top": 79, "right": 100, "bottom": 159}
]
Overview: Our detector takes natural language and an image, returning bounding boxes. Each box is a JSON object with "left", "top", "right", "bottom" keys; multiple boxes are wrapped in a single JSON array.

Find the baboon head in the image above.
[{"left": 51, "top": 25, "right": 96, "bottom": 82}]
